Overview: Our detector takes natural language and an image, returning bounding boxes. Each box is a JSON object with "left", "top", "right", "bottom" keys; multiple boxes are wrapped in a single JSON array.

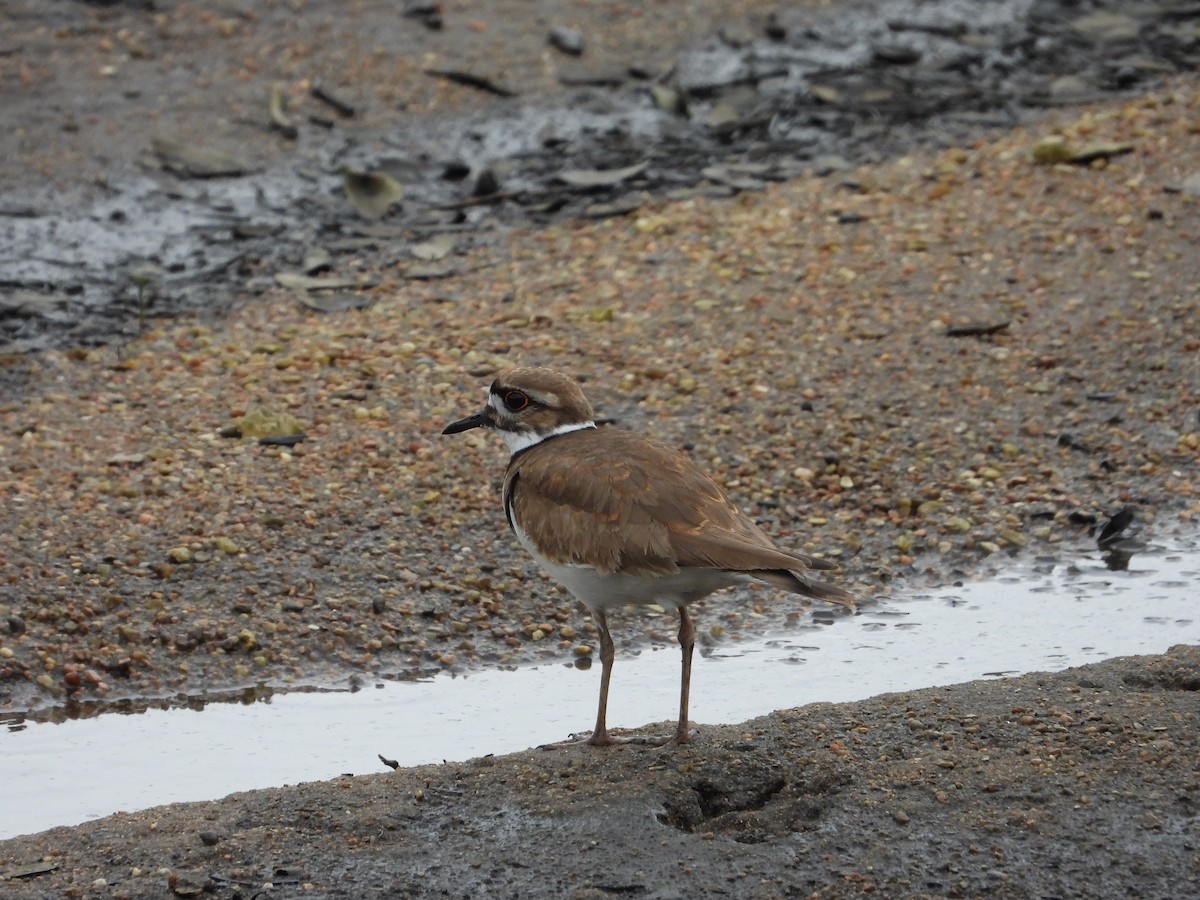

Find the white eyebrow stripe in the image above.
[{"left": 489, "top": 387, "right": 558, "bottom": 411}]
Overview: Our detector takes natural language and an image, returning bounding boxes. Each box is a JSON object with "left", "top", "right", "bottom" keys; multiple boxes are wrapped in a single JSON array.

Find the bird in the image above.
[{"left": 442, "top": 366, "right": 854, "bottom": 747}]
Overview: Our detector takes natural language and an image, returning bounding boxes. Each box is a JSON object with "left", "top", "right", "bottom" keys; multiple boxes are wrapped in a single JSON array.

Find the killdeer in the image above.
[{"left": 443, "top": 367, "right": 853, "bottom": 747}]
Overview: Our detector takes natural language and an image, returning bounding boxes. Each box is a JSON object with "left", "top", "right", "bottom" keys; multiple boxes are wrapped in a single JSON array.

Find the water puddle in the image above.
[{"left": 2, "top": 536, "right": 1196, "bottom": 840}]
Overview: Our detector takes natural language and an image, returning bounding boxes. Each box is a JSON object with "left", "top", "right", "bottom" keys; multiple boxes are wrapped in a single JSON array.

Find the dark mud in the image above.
[
  {"left": 3, "top": 0, "right": 1197, "bottom": 353},
  {"left": 2, "top": 645, "right": 1198, "bottom": 898}
]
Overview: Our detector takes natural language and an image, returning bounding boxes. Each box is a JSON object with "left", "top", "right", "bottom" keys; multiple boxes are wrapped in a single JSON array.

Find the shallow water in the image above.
[{"left": 2, "top": 535, "right": 1196, "bottom": 841}]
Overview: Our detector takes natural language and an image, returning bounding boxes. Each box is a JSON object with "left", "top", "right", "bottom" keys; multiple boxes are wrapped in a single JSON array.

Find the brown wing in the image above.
[{"left": 506, "top": 428, "right": 841, "bottom": 588}]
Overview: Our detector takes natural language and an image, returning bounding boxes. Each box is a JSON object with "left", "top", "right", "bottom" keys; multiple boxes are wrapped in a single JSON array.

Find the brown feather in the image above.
[{"left": 506, "top": 425, "right": 850, "bottom": 603}]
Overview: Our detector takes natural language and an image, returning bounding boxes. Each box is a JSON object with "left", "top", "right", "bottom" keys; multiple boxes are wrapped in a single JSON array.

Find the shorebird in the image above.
[{"left": 443, "top": 366, "right": 853, "bottom": 746}]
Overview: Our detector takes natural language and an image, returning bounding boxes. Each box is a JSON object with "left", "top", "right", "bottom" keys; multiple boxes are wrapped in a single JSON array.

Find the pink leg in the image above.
[
  {"left": 676, "top": 605, "right": 695, "bottom": 743},
  {"left": 587, "top": 607, "right": 618, "bottom": 745},
  {"left": 542, "top": 606, "right": 695, "bottom": 749},
  {"left": 541, "top": 608, "right": 631, "bottom": 748}
]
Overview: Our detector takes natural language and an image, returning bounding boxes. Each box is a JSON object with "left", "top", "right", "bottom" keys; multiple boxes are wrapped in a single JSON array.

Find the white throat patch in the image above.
[{"left": 500, "top": 421, "right": 595, "bottom": 456}]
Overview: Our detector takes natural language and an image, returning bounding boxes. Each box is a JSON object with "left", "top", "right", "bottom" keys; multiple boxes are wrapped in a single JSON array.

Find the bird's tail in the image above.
[{"left": 751, "top": 569, "right": 856, "bottom": 610}]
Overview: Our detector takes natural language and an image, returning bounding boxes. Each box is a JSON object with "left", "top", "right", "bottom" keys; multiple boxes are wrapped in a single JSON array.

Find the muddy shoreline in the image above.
[{"left": 2, "top": 646, "right": 1198, "bottom": 898}]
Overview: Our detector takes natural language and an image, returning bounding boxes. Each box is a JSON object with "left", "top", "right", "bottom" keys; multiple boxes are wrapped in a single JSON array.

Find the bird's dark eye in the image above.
[{"left": 503, "top": 390, "right": 530, "bottom": 412}]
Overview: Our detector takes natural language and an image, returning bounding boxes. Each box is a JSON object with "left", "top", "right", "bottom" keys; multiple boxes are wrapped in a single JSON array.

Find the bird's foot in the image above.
[
  {"left": 539, "top": 730, "right": 633, "bottom": 750},
  {"left": 540, "top": 726, "right": 691, "bottom": 750},
  {"left": 633, "top": 726, "right": 691, "bottom": 747}
]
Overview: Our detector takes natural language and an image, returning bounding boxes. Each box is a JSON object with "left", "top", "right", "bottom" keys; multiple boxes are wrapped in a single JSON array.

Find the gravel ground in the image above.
[
  {"left": 0, "top": 1, "right": 1199, "bottom": 895},
  {"left": 2, "top": 71, "right": 1198, "bottom": 714}
]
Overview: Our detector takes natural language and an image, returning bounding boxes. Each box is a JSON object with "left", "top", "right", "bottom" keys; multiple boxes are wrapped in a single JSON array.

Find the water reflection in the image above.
[{"left": 1, "top": 535, "right": 1196, "bottom": 840}]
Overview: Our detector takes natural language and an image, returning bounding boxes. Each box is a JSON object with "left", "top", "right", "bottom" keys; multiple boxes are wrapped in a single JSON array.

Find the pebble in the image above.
[
  {"left": 548, "top": 26, "right": 584, "bottom": 57},
  {"left": 3, "top": 71, "right": 1198, "bottom": 716},
  {"left": 214, "top": 537, "right": 240, "bottom": 555}
]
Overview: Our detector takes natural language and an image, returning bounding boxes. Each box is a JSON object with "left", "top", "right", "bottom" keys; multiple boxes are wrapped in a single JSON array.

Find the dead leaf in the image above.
[
  {"left": 294, "top": 292, "right": 374, "bottom": 313},
  {"left": 274, "top": 273, "right": 373, "bottom": 291},
  {"left": 555, "top": 161, "right": 650, "bottom": 188},
  {"left": 151, "top": 136, "right": 254, "bottom": 177},
  {"left": 342, "top": 169, "right": 404, "bottom": 219},
  {"left": 410, "top": 234, "right": 456, "bottom": 261}
]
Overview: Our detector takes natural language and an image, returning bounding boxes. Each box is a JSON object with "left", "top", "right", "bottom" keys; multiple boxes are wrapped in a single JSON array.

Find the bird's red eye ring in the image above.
[{"left": 503, "top": 390, "right": 529, "bottom": 412}]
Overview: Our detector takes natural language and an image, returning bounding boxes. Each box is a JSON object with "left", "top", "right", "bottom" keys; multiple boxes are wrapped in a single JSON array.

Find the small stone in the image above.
[
  {"left": 998, "top": 529, "right": 1028, "bottom": 547},
  {"left": 1070, "top": 11, "right": 1139, "bottom": 43},
  {"left": 168, "top": 546, "right": 192, "bottom": 564},
  {"left": 871, "top": 41, "right": 921, "bottom": 65},
  {"left": 1049, "top": 74, "right": 1091, "bottom": 98},
  {"left": 1032, "top": 136, "right": 1075, "bottom": 165},
  {"left": 169, "top": 870, "right": 210, "bottom": 896},
  {"left": 235, "top": 407, "right": 305, "bottom": 439},
  {"left": 811, "top": 154, "right": 850, "bottom": 175},
  {"left": 548, "top": 26, "right": 584, "bottom": 57},
  {"left": 1179, "top": 171, "right": 1200, "bottom": 197}
]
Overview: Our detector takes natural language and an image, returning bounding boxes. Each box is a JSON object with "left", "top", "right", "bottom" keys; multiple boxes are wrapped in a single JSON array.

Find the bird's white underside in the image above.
[{"left": 510, "top": 519, "right": 745, "bottom": 612}]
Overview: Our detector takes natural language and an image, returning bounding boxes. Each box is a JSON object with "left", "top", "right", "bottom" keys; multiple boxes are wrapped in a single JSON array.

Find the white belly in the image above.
[{"left": 512, "top": 522, "right": 742, "bottom": 611}]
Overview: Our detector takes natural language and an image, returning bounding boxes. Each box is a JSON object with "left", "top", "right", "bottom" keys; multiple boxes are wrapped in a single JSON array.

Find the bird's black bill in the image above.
[{"left": 442, "top": 409, "right": 489, "bottom": 434}]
